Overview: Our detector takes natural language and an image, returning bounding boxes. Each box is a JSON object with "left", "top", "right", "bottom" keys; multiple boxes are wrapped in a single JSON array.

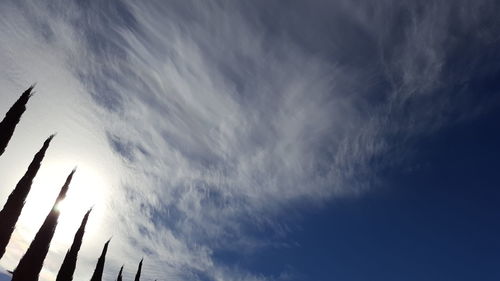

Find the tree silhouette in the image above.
[
  {"left": 116, "top": 265, "right": 124, "bottom": 281},
  {"left": 56, "top": 208, "right": 92, "bottom": 281},
  {"left": 0, "top": 135, "right": 54, "bottom": 259},
  {"left": 0, "top": 85, "right": 34, "bottom": 156},
  {"left": 134, "top": 258, "right": 143, "bottom": 281},
  {"left": 90, "top": 239, "right": 111, "bottom": 281},
  {"left": 11, "top": 169, "right": 75, "bottom": 281}
]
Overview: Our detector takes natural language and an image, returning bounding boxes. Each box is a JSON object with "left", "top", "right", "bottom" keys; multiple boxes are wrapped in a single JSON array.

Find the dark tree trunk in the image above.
[
  {"left": 134, "top": 258, "right": 143, "bottom": 281},
  {"left": 56, "top": 208, "right": 92, "bottom": 281},
  {"left": 11, "top": 170, "right": 75, "bottom": 281},
  {"left": 90, "top": 239, "right": 111, "bottom": 281},
  {"left": 0, "top": 135, "right": 53, "bottom": 259},
  {"left": 116, "top": 265, "right": 124, "bottom": 281}
]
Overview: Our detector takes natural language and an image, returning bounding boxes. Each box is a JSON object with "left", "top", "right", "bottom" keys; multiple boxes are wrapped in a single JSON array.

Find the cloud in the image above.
[{"left": 0, "top": 0, "right": 499, "bottom": 280}]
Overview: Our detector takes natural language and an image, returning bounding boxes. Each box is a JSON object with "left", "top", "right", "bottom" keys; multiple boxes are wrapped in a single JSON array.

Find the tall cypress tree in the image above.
[
  {"left": 116, "top": 265, "right": 124, "bottom": 281},
  {"left": 11, "top": 169, "right": 75, "bottom": 281},
  {"left": 0, "top": 85, "right": 34, "bottom": 156},
  {"left": 134, "top": 258, "right": 143, "bottom": 281},
  {"left": 90, "top": 239, "right": 111, "bottom": 281},
  {"left": 56, "top": 208, "right": 92, "bottom": 281},
  {"left": 0, "top": 135, "right": 54, "bottom": 259}
]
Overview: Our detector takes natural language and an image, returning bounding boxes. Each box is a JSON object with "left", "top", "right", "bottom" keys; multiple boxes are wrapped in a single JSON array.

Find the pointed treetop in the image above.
[
  {"left": 67, "top": 168, "right": 76, "bottom": 181},
  {"left": 55, "top": 208, "right": 92, "bottom": 281},
  {"left": 9, "top": 85, "right": 35, "bottom": 113},
  {"left": 0, "top": 135, "right": 55, "bottom": 259},
  {"left": 90, "top": 240, "right": 111, "bottom": 281},
  {"left": 19, "top": 85, "right": 35, "bottom": 102},
  {"left": 11, "top": 166, "right": 76, "bottom": 281},
  {"left": 78, "top": 208, "right": 92, "bottom": 232},
  {"left": 46, "top": 134, "right": 56, "bottom": 143},
  {"left": 84, "top": 207, "right": 92, "bottom": 217},
  {"left": 134, "top": 258, "right": 143, "bottom": 281},
  {"left": 0, "top": 85, "right": 36, "bottom": 156},
  {"left": 56, "top": 169, "right": 76, "bottom": 204},
  {"left": 34, "top": 134, "right": 55, "bottom": 159},
  {"left": 104, "top": 239, "right": 111, "bottom": 250},
  {"left": 30, "top": 134, "right": 54, "bottom": 167},
  {"left": 116, "top": 265, "right": 124, "bottom": 281}
]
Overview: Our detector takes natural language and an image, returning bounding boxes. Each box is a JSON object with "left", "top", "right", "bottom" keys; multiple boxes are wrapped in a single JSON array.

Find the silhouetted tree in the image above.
[
  {"left": 11, "top": 169, "right": 75, "bottom": 281},
  {"left": 90, "top": 239, "right": 111, "bottom": 281},
  {"left": 134, "top": 258, "right": 143, "bottom": 281},
  {"left": 0, "top": 135, "right": 54, "bottom": 259},
  {"left": 116, "top": 265, "right": 124, "bottom": 281},
  {"left": 0, "top": 85, "right": 34, "bottom": 156},
  {"left": 56, "top": 208, "right": 92, "bottom": 281}
]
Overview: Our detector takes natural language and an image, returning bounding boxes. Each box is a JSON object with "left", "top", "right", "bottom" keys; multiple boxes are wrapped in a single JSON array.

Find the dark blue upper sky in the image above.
[{"left": 212, "top": 106, "right": 500, "bottom": 281}]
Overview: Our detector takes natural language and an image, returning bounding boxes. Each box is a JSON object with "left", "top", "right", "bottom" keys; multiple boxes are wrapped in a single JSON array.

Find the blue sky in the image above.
[
  {"left": 0, "top": 0, "right": 499, "bottom": 280},
  {"left": 222, "top": 109, "right": 500, "bottom": 281}
]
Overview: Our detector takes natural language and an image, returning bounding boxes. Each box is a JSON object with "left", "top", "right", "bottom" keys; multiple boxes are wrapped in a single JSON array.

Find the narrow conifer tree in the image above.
[
  {"left": 116, "top": 265, "right": 124, "bottom": 281},
  {"left": 0, "top": 135, "right": 54, "bottom": 259},
  {"left": 90, "top": 239, "right": 111, "bottom": 281},
  {"left": 0, "top": 85, "right": 34, "bottom": 156},
  {"left": 11, "top": 169, "right": 75, "bottom": 281},
  {"left": 56, "top": 208, "right": 92, "bottom": 281},
  {"left": 134, "top": 258, "right": 143, "bottom": 281}
]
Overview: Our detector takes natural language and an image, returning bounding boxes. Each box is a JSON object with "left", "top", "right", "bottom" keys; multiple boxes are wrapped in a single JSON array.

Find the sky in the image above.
[{"left": 0, "top": 0, "right": 499, "bottom": 280}]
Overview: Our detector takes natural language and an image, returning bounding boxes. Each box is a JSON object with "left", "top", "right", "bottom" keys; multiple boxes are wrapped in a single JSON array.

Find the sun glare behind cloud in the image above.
[{"left": 14, "top": 157, "right": 110, "bottom": 251}]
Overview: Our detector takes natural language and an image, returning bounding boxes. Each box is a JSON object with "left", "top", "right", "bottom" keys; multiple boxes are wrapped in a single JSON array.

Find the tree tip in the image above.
[
  {"left": 102, "top": 238, "right": 111, "bottom": 250},
  {"left": 42, "top": 134, "right": 56, "bottom": 148},
  {"left": 22, "top": 84, "right": 35, "bottom": 99},
  {"left": 47, "top": 133, "right": 57, "bottom": 142},
  {"left": 83, "top": 207, "right": 93, "bottom": 220},
  {"left": 68, "top": 168, "right": 77, "bottom": 178}
]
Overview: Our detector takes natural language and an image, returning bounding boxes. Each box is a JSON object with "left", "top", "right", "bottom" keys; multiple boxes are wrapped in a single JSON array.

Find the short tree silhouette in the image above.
[
  {"left": 0, "top": 135, "right": 54, "bottom": 259},
  {"left": 0, "top": 86, "right": 34, "bottom": 156},
  {"left": 90, "top": 239, "right": 111, "bottom": 281},
  {"left": 116, "top": 265, "right": 124, "bottom": 281},
  {"left": 11, "top": 169, "right": 75, "bottom": 281},
  {"left": 134, "top": 258, "right": 143, "bottom": 281},
  {"left": 56, "top": 208, "right": 92, "bottom": 281}
]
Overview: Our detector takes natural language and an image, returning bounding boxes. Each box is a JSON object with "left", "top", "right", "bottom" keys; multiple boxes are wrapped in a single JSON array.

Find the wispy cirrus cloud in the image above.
[{"left": 0, "top": 0, "right": 499, "bottom": 280}]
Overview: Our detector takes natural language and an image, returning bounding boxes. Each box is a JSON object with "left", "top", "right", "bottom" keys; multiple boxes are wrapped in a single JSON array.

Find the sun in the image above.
[{"left": 17, "top": 159, "right": 109, "bottom": 245}]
